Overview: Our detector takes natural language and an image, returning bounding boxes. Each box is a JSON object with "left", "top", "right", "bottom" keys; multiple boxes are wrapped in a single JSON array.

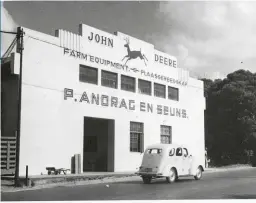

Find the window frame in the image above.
[
  {"left": 130, "top": 122, "right": 144, "bottom": 153},
  {"left": 176, "top": 147, "right": 183, "bottom": 156},
  {"left": 138, "top": 79, "right": 151, "bottom": 96},
  {"left": 121, "top": 75, "right": 136, "bottom": 93},
  {"left": 168, "top": 86, "right": 179, "bottom": 101},
  {"left": 154, "top": 83, "right": 166, "bottom": 98},
  {"left": 101, "top": 70, "right": 118, "bottom": 89},
  {"left": 147, "top": 148, "right": 162, "bottom": 154},
  {"left": 183, "top": 148, "right": 188, "bottom": 157},
  {"left": 160, "top": 125, "right": 172, "bottom": 144},
  {"left": 169, "top": 148, "right": 175, "bottom": 156},
  {"left": 79, "top": 64, "right": 98, "bottom": 85}
]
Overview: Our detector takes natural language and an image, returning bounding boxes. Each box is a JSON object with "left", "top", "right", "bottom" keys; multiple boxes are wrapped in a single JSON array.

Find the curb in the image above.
[
  {"left": 204, "top": 166, "right": 253, "bottom": 173},
  {"left": 1, "top": 175, "right": 139, "bottom": 193}
]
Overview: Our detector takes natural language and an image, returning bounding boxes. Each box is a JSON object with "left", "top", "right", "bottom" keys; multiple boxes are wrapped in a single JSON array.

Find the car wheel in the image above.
[
  {"left": 194, "top": 167, "right": 203, "bottom": 180},
  {"left": 166, "top": 168, "right": 177, "bottom": 183},
  {"left": 142, "top": 176, "right": 152, "bottom": 184}
]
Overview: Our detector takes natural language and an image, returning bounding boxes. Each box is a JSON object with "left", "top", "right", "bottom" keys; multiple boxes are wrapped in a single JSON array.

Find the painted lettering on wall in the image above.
[
  {"left": 64, "top": 88, "right": 188, "bottom": 119},
  {"left": 63, "top": 48, "right": 187, "bottom": 86},
  {"left": 88, "top": 32, "right": 113, "bottom": 48},
  {"left": 155, "top": 54, "right": 177, "bottom": 68}
]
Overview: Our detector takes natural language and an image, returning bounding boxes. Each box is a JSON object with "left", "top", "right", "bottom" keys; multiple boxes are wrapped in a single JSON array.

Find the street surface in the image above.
[{"left": 1, "top": 168, "right": 256, "bottom": 200}]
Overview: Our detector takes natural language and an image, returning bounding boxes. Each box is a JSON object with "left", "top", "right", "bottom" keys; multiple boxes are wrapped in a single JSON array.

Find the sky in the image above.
[{"left": 1, "top": 1, "right": 256, "bottom": 80}]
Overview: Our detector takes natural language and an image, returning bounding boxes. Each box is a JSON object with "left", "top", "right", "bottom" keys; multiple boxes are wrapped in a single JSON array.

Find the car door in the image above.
[
  {"left": 182, "top": 148, "right": 190, "bottom": 175},
  {"left": 175, "top": 147, "right": 183, "bottom": 175},
  {"left": 168, "top": 147, "right": 175, "bottom": 169}
]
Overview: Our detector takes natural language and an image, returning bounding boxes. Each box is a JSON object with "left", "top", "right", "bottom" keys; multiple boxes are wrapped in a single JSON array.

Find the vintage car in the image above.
[{"left": 136, "top": 143, "right": 205, "bottom": 184}]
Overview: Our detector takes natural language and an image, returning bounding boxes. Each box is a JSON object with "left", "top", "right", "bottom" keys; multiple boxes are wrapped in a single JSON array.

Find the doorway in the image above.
[{"left": 83, "top": 117, "right": 114, "bottom": 172}]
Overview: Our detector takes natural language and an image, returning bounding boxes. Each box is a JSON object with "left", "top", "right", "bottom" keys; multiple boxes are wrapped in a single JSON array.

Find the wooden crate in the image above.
[{"left": 1, "top": 137, "right": 16, "bottom": 175}]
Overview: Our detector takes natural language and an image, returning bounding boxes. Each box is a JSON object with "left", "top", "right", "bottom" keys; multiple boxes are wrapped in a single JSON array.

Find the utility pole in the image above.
[{"left": 15, "top": 27, "right": 24, "bottom": 187}]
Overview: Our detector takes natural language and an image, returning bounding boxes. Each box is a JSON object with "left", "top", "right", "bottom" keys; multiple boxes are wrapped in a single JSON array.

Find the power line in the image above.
[
  {"left": 0, "top": 30, "right": 18, "bottom": 35},
  {"left": 1, "top": 37, "right": 18, "bottom": 61},
  {"left": 1, "top": 29, "right": 19, "bottom": 62}
]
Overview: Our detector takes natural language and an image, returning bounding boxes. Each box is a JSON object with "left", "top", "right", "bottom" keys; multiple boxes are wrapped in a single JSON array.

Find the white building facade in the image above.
[{"left": 10, "top": 23, "right": 206, "bottom": 175}]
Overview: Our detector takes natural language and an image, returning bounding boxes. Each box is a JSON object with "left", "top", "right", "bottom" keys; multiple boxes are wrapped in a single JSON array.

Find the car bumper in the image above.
[{"left": 135, "top": 171, "right": 164, "bottom": 177}]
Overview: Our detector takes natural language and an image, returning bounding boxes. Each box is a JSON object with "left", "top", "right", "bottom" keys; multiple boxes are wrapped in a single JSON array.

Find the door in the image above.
[
  {"left": 83, "top": 117, "right": 114, "bottom": 172},
  {"left": 175, "top": 147, "right": 183, "bottom": 175},
  {"left": 182, "top": 148, "right": 190, "bottom": 175}
]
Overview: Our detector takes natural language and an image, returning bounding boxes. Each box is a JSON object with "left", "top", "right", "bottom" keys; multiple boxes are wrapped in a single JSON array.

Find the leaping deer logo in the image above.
[{"left": 122, "top": 38, "right": 148, "bottom": 66}]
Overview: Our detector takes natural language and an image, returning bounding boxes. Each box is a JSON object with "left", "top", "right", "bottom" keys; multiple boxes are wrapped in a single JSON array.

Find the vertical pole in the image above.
[
  {"left": 26, "top": 165, "right": 28, "bottom": 186},
  {"left": 15, "top": 27, "right": 24, "bottom": 187}
]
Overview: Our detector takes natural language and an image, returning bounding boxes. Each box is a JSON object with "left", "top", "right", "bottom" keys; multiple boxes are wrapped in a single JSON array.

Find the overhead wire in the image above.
[{"left": 1, "top": 36, "right": 18, "bottom": 62}]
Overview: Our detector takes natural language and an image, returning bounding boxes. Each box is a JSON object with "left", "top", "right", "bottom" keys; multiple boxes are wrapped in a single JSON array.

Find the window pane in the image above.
[
  {"left": 79, "top": 65, "right": 98, "bottom": 85},
  {"left": 130, "top": 122, "right": 143, "bottom": 152},
  {"left": 130, "top": 133, "right": 138, "bottom": 152},
  {"left": 183, "top": 148, "right": 188, "bottom": 157},
  {"left": 138, "top": 79, "right": 151, "bottom": 95},
  {"left": 161, "top": 135, "right": 171, "bottom": 144},
  {"left": 176, "top": 148, "right": 182, "bottom": 156},
  {"left": 121, "top": 75, "right": 135, "bottom": 92},
  {"left": 147, "top": 149, "right": 162, "bottom": 154},
  {"left": 154, "top": 83, "right": 166, "bottom": 98},
  {"left": 160, "top": 125, "right": 171, "bottom": 136},
  {"left": 168, "top": 86, "right": 179, "bottom": 101},
  {"left": 130, "top": 132, "right": 141, "bottom": 152},
  {"left": 169, "top": 148, "right": 175, "bottom": 156},
  {"left": 160, "top": 125, "right": 172, "bottom": 144},
  {"left": 130, "top": 122, "right": 143, "bottom": 133},
  {"left": 101, "top": 70, "right": 117, "bottom": 89}
]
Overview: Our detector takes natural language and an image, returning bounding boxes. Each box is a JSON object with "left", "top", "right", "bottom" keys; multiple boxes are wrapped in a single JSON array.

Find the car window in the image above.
[
  {"left": 169, "top": 148, "right": 175, "bottom": 156},
  {"left": 183, "top": 148, "right": 188, "bottom": 157},
  {"left": 147, "top": 148, "right": 162, "bottom": 154},
  {"left": 176, "top": 148, "right": 182, "bottom": 156}
]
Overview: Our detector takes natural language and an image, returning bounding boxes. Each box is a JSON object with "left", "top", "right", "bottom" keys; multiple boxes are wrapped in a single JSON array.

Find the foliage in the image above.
[{"left": 201, "top": 69, "right": 256, "bottom": 166}]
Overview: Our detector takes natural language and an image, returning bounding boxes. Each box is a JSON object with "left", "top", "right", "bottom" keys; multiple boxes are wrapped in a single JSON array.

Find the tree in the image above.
[{"left": 201, "top": 69, "right": 256, "bottom": 166}]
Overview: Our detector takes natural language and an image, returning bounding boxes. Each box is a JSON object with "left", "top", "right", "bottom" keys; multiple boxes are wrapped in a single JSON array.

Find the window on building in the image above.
[
  {"left": 160, "top": 125, "right": 172, "bottom": 144},
  {"left": 154, "top": 83, "right": 166, "bottom": 98},
  {"left": 121, "top": 75, "right": 136, "bottom": 92},
  {"left": 168, "top": 86, "right": 179, "bottom": 101},
  {"left": 138, "top": 79, "right": 151, "bottom": 95},
  {"left": 79, "top": 65, "right": 98, "bottom": 85},
  {"left": 101, "top": 70, "right": 118, "bottom": 89},
  {"left": 130, "top": 122, "right": 144, "bottom": 152}
]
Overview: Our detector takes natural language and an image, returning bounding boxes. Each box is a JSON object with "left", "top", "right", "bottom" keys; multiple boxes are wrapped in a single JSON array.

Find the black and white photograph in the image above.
[{"left": 1, "top": 0, "right": 256, "bottom": 201}]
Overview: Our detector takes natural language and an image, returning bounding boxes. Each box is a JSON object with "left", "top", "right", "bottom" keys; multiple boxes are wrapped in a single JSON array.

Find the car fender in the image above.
[
  {"left": 162, "top": 164, "right": 178, "bottom": 177},
  {"left": 190, "top": 157, "right": 204, "bottom": 175},
  {"left": 190, "top": 163, "right": 204, "bottom": 175}
]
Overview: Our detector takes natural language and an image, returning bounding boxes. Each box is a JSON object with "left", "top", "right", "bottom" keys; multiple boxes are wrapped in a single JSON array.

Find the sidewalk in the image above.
[
  {"left": 1, "top": 165, "right": 253, "bottom": 193},
  {"left": 204, "top": 164, "right": 252, "bottom": 173},
  {"left": 1, "top": 172, "right": 136, "bottom": 193}
]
